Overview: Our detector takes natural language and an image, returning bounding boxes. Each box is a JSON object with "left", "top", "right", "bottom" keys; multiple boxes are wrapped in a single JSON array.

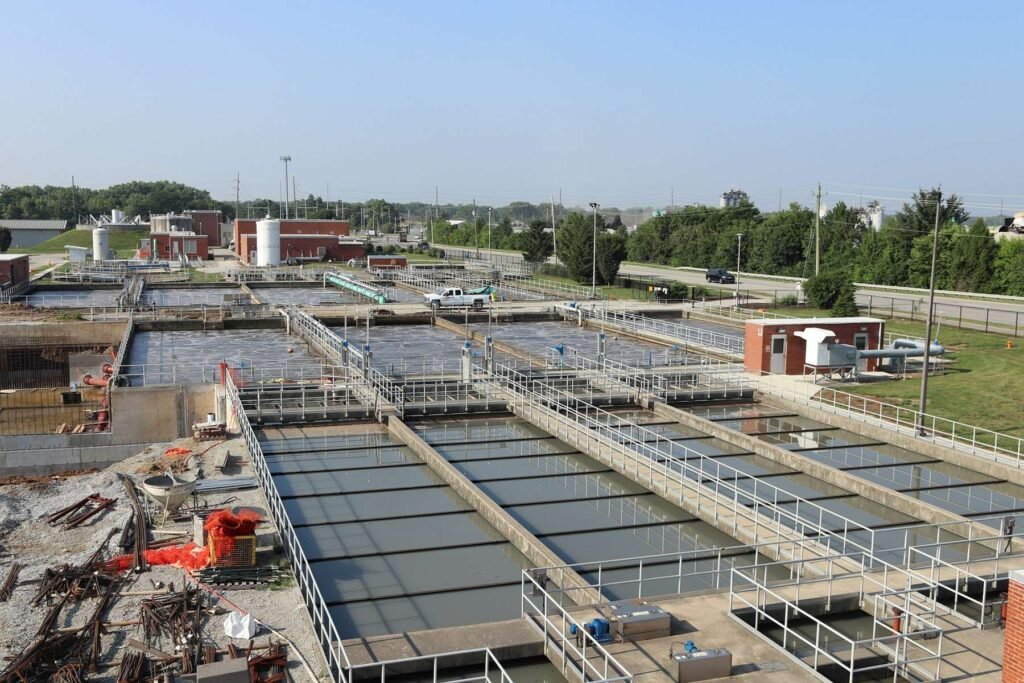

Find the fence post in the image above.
[{"left": 986, "top": 308, "right": 990, "bottom": 333}]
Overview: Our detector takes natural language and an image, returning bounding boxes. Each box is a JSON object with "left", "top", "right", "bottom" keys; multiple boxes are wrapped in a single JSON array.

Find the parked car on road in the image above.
[{"left": 706, "top": 268, "right": 736, "bottom": 284}]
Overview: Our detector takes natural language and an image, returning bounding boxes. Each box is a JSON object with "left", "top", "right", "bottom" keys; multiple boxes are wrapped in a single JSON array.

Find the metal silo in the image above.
[
  {"left": 93, "top": 227, "right": 109, "bottom": 261},
  {"left": 256, "top": 218, "right": 281, "bottom": 266}
]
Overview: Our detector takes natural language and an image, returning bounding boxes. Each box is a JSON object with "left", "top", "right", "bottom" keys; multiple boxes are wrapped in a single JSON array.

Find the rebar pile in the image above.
[
  {"left": 47, "top": 494, "right": 116, "bottom": 529},
  {"left": 248, "top": 642, "right": 287, "bottom": 683},
  {"left": 0, "top": 562, "right": 20, "bottom": 602},
  {"left": 122, "top": 478, "right": 149, "bottom": 572},
  {"left": 115, "top": 651, "right": 146, "bottom": 683},
  {"left": 140, "top": 586, "right": 204, "bottom": 674}
]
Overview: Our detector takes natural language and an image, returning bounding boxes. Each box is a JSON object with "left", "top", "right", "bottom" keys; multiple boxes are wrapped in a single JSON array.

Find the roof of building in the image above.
[
  {"left": 745, "top": 316, "right": 884, "bottom": 326},
  {"left": 0, "top": 253, "right": 30, "bottom": 261},
  {"left": 0, "top": 219, "right": 68, "bottom": 231}
]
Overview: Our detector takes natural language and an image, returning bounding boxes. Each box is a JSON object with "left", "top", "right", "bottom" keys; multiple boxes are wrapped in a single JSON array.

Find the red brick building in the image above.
[
  {"left": 367, "top": 255, "right": 408, "bottom": 269},
  {"left": 0, "top": 254, "right": 30, "bottom": 287},
  {"left": 186, "top": 209, "right": 223, "bottom": 247},
  {"left": 232, "top": 219, "right": 350, "bottom": 258},
  {"left": 743, "top": 317, "right": 884, "bottom": 375},
  {"left": 237, "top": 234, "right": 364, "bottom": 265},
  {"left": 141, "top": 233, "right": 210, "bottom": 261}
]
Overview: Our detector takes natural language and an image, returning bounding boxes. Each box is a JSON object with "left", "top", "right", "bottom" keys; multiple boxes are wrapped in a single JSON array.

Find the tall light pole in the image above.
[
  {"left": 589, "top": 202, "right": 600, "bottom": 297},
  {"left": 279, "top": 156, "right": 291, "bottom": 219},
  {"left": 736, "top": 233, "right": 742, "bottom": 305},
  {"left": 487, "top": 207, "right": 493, "bottom": 251},
  {"left": 473, "top": 200, "right": 478, "bottom": 256},
  {"left": 918, "top": 190, "right": 943, "bottom": 434}
]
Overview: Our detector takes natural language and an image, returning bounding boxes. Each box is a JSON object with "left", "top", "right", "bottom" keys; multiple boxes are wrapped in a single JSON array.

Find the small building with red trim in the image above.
[
  {"left": 743, "top": 317, "right": 884, "bottom": 375},
  {"left": 0, "top": 254, "right": 30, "bottom": 287}
]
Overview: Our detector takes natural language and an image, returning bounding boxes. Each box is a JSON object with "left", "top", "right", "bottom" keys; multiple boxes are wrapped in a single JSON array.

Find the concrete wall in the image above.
[
  {"left": 388, "top": 417, "right": 601, "bottom": 605},
  {"left": 0, "top": 383, "right": 218, "bottom": 475},
  {"left": 759, "top": 393, "right": 1024, "bottom": 488},
  {"left": 0, "top": 320, "right": 126, "bottom": 346}
]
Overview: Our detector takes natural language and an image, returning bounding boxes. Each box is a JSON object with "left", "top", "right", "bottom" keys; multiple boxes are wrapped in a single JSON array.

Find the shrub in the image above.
[{"left": 803, "top": 272, "right": 848, "bottom": 310}]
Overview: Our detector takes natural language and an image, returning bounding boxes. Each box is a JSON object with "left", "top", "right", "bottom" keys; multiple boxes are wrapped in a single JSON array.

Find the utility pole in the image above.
[
  {"left": 279, "top": 156, "right": 291, "bottom": 219},
  {"left": 918, "top": 189, "right": 943, "bottom": 433},
  {"left": 551, "top": 195, "right": 558, "bottom": 264},
  {"left": 736, "top": 233, "right": 743, "bottom": 306},
  {"left": 670, "top": 187, "right": 674, "bottom": 211},
  {"left": 234, "top": 173, "right": 240, "bottom": 222},
  {"left": 435, "top": 185, "right": 439, "bottom": 221},
  {"left": 473, "top": 200, "right": 478, "bottom": 255},
  {"left": 71, "top": 176, "right": 78, "bottom": 224},
  {"left": 589, "top": 202, "right": 600, "bottom": 297},
  {"left": 487, "top": 207, "right": 492, "bottom": 250},
  {"left": 814, "top": 182, "right": 822, "bottom": 276},
  {"left": 292, "top": 177, "right": 298, "bottom": 219}
]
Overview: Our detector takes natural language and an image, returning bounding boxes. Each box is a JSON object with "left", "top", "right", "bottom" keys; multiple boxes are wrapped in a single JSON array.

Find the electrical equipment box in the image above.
[
  {"left": 673, "top": 648, "right": 732, "bottom": 683},
  {"left": 602, "top": 600, "right": 671, "bottom": 641}
]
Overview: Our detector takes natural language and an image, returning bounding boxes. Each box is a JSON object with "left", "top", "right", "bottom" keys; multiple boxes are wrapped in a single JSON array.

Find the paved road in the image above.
[{"left": 436, "top": 244, "right": 1024, "bottom": 335}]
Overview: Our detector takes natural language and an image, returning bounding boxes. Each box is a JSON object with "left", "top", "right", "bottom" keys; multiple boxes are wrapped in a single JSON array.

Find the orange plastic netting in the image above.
[
  {"left": 205, "top": 509, "right": 263, "bottom": 556},
  {"left": 103, "top": 543, "right": 210, "bottom": 572}
]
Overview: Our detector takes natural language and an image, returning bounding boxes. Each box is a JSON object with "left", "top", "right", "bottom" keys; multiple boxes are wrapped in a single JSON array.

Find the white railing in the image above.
[
  {"left": 225, "top": 373, "right": 354, "bottom": 683},
  {"left": 521, "top": 570, "right": 632, "bottom": 683},
  {"left": 346, "top": 648, "right": 514, "bottom": 683},
  {"left": 0, "top": 279, "right": 30, "bottom": 304},
  {"left": 562, "top": 304, "right": 745, "bottom": 356},
  {"left": 482, "top": 362, "right": 879, "bottom": 560},
  {"left": 757, "top": 379, "right": 1024, "bottom": 468},
  {"left": 729, "top": 567, "right": 944, "bottom": 683},
  {"left": 117, "top": 359, "right": 342, "bottom": 387}
]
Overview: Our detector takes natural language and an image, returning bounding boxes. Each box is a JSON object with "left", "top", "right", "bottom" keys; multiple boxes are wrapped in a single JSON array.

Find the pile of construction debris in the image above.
[{"left": 0, "top": 436, "right": 325, "bottom": 683}]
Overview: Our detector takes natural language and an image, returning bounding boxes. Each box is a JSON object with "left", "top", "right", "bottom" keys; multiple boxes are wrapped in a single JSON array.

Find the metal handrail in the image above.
[
  {"left": 224, "top": 373, "right": 353, "bottom": 682},
  {"left": 756, "top": 376, "right": 1024, "bottom": 467},
  {"left": 482, "top": 362, "right": 879, "bottom": 561},
  {"left": 562, "top": 304, "right": 745, "bottom": 355},
  {"left": 728, "top": 567, "right": 944, "bottom": 683},
  {"left": 521, "top": 571, "right": 632, "bottom": 683},
  {"left": 346, "top": 648, "right": 514, "bottom": 683}
]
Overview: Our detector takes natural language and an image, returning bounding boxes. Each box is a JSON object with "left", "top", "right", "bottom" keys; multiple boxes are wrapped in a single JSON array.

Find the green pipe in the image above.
[{"left": 325, "top": 272, "right": 388, "bottom": 304}]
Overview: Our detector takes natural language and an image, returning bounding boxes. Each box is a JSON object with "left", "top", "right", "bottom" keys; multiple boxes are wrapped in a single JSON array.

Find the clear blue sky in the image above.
[{"left": 2, "top": 1, "right": 1021, "bottom": 214}]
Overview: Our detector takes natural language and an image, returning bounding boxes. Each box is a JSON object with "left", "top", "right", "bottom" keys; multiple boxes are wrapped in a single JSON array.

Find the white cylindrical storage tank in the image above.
[
  {"left": 111, "top": 209, "right": 125, "bottom": 224},
  {"left": 256, "top": 219, "right": 281, "bottom": 266},
  {"left": 92, "top": 227, "right": 109, "bottom": 261}
]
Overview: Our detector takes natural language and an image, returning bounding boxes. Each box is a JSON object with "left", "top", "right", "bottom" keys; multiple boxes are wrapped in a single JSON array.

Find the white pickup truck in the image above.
[{"left": 424, "top": 287, "right": 489, "bottom": 309}]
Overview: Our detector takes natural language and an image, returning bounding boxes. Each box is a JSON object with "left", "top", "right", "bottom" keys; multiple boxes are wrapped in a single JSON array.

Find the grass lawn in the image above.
[
  {"left": 20, "top": 228, "right": 148, "bottom": 256},
  {"left": 772, "top": 306, "right": 1024, "bottom": 437},
  {"left": 531, "top": 273, "right": 650, "bottom": 300}
]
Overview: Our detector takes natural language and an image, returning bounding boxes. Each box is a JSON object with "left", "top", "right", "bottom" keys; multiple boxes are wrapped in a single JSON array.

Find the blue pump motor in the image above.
[{"left": 684, "top": 640, "right": 699, "bottom": 654}]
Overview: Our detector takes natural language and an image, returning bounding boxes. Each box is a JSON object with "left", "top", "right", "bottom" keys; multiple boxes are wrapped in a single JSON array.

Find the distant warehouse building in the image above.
[{"left": 0, "top": 219, "right": 68, "bottom": 248}]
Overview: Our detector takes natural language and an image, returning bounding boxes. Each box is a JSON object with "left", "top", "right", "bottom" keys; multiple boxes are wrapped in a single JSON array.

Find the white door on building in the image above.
[
  {"left": 854, "top": 332, "right": 869, "bottom": 372},
  {"left": 769, "top": 334, "right": 787, "bottom": 374}
]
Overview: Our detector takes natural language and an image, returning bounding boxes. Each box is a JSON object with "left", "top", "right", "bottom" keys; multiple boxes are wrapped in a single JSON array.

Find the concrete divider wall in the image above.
[
  {"left": 650, "top": 403, "right": 1002, "bottom": 546},
  {"left": 0, "top": 320, "right": 126, "bottom": 345},
  {"left": 387, "top": 417, "right": 602, "bottom": 605},
  {"left": 758, "top": 393, "right": 1024, "bottom": 487}
]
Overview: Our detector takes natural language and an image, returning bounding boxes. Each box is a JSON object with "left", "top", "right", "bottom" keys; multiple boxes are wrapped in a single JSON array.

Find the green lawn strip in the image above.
[
  {"left": 767, "top": 306, "right": 1023, "bottom": 438},
  {"left": 19, "top": 229, "right": 148, "bottom": 255}
]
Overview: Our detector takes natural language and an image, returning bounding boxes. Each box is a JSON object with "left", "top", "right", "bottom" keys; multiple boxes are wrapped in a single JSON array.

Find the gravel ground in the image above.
[{"left": 0, "top": 436, "right": 329, "bottom": 683}]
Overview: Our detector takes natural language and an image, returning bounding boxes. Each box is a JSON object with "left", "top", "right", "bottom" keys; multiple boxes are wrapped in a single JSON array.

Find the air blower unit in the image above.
[
  {"left": 601, "top": 600, "right": 672, "bottom": 641},
  {"left": 569, "top": 618, "right": 613, "bottom": 644}
]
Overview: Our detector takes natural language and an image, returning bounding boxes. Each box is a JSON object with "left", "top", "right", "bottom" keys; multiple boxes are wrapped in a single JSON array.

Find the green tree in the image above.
[
  {"left": 521, "top": 220, "right": 553, "bottom": 264},
  {"left": 994, "top": 240, "right": 1024, "bottom": 296},
  {"left": 596, "top": 231, "right": 627, "bottom": 284},
  {"left": 556, "top": 212, "right": 603, "bottom": 283},
  {"left": 830, "top": 280, "right": 859, "bottom": 316},
  {"left": 943, "top": 219, "right": 997, "bottom": 292},
  {"left": 803, "top": 272, "right": 849, "bottom": 310},
  {"left": 0, "top": 227, "right": 11, "bottom": 252}
]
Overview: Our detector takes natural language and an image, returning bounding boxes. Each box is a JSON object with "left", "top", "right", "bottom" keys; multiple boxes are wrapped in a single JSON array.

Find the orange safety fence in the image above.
[
  {"left": 205, "top": 509, "right": 263, "bottom": 559},
  {"left": 164, "top": 447, "right": 192, "bottom": 458},
  {"left": 103, "top": 543, "right": 210, "bottom": 572}
]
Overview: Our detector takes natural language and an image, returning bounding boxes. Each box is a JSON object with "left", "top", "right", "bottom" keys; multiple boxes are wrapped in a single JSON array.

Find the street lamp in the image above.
[
  {"left": 589, "top": 202, "right": 600, "bottom": 297},
  {"left": 735, "top": 233, "right": 742, "bottom": 306},
  {"left": 279, "top": 156, "right": 291, "bottom": 219},
  {"left": 488, "top": 207, "right": 493, "bottom": 251}
]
